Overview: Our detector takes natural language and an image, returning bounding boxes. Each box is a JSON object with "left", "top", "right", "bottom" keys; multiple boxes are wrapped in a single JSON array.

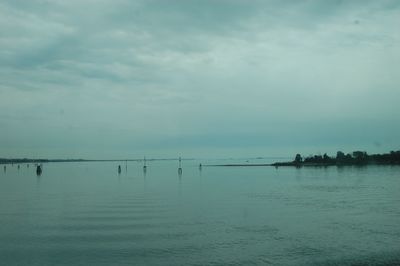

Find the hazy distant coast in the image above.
[
  {"left": 2, "top": 150, "right": 400, "bottom": 167},
  {"left": 0, "top": 158, "right": 190, "bottom": 165},
  {"left": 0, "top": 158, "right": 87, "bottom": 164}
]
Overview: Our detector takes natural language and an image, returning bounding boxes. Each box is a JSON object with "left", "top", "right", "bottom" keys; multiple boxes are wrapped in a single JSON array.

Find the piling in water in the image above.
[
  {"left": 36, "top": 165, "right": 42, "bottom": 176},
  {"left": 178, "top": 157, "right": 182, "bottom": 174}
]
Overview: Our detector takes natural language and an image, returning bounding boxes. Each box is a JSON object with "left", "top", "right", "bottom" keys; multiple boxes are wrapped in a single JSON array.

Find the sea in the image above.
[{"left": 0, "top": 159, "right": 399, "bottom": 265}]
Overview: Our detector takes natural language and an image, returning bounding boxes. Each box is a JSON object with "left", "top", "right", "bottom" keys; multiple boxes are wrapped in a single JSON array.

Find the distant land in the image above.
[
  {"left": 0, "top": 158, "right": 189, "bottom": 165},
  {"left": 208, "top": 150, "right": 400, "bottom": 167},
  {"left": 2, "top": 150, "right": 400, "bottom": 167},
  {"left": 0, "top": 158, "right": 88, "bottom": 164},
  {"left": 272, "top": 150, "right": 400, "bottom": 167},
  {"left": 0, "top": 158, "right": 133, "bottom": 165}
]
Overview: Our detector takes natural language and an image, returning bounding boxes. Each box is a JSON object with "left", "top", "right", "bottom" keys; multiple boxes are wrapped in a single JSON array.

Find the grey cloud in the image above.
[{"left": 0, "top": 0, "right": 399, "bottom": 158}]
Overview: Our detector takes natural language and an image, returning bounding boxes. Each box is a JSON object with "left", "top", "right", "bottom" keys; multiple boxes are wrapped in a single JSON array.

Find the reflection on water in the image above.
[{"left": 0, "top": 160, "right": 399, "bottom": 265}]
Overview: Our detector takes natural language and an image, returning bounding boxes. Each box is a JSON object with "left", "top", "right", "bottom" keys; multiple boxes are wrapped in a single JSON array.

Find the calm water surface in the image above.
[{"left": 1, "top": 160, "right": 399, "bottom": 265}]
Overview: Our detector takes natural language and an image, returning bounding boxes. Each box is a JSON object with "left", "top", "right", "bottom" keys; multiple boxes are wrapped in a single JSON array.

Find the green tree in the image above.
[{"left": 294, "top": 154, "right": 303, "bottom": 163}]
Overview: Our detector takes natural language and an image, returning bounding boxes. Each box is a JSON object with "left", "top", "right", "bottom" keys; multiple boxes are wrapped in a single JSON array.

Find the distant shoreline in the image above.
[
  {"left": 2, "top": 150, "right": 400, "bottom": 167},
  {"left": 207, "top": 150, "right": 400, "bottom": 167},
  {"left": 206, "top": 164, "right": 273, "bottom": 167},
  {"left": 0, "top": 158, "right": 190, "bottom": 165},
  {"left": 0, "top": 159, "right": 133, "bottom": 165},
  {"left": 206, "top": 163, "right": 400, "bottom": 167}
]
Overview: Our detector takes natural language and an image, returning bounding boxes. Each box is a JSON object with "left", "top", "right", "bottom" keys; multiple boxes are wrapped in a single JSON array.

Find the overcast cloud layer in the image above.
[{"left": 1, "top": 0, "right": 399, "bottom": 159}]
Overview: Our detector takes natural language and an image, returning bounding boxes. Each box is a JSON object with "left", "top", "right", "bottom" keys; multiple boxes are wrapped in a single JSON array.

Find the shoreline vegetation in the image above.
[
  {"left": 272, "top": 150, "right": 400, "bottom": 167},
  {"left": 208, "top": 150, "right": 400, "bottom": 167}
]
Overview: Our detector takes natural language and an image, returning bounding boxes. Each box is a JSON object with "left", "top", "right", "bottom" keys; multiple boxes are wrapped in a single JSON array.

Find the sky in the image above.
[{"left": 0, "top": 0, "right": 399, "bottom": 159}]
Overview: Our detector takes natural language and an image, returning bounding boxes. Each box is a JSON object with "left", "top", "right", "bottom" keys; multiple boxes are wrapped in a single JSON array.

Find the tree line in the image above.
[{"left": 291, "top": 150, "right": 400, "bottom": 166}]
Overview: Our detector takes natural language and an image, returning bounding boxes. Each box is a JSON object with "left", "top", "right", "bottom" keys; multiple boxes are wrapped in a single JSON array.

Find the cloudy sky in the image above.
[{"left": 1, "top": 0, "right": 399, "bottom": 159}]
